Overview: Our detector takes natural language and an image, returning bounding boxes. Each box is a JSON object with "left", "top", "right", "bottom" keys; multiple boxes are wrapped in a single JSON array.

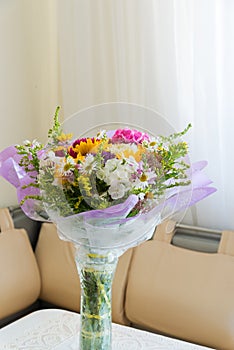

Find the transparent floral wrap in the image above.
[{"left": 0, "top": 106, "right": 217, "bottom": 350}]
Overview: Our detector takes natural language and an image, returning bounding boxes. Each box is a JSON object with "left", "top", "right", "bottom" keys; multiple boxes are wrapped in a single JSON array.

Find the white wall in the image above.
[{"left": 0, "top": 0, "right": 61, "bottom": 206}]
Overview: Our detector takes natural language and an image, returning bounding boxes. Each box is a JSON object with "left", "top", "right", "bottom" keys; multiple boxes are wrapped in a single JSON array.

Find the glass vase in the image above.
[{"left": 75, "top": 246, "right": 118, "bottom": 350}]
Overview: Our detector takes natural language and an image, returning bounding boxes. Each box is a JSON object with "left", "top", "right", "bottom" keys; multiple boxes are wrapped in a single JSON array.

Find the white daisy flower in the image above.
[
  {"left": 78, "top": 154, "right": 97, "bottom": 175},
  {"left": 134, "top": 169, "right": 156, "bottom": 189}
]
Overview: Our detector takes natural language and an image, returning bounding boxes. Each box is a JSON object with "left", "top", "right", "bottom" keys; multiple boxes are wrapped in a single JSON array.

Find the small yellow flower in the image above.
[
  {"left": 74, "top": 197, "right": 82, "bottom": 209},
  {"left": 119, "top": 145, "right": 145, "bottom": 162},
  {"left": 57, "top": 132, "right": 73, "bottom": 142}
]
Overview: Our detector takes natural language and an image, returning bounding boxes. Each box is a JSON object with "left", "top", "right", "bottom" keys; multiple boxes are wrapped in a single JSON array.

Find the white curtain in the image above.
[
  {"left": 57, "top": 0, "right": 234, "bottom": 230},
  {"left": 170, "top": 0, "right": 234, "bottom": 231},
  {"left": 1, "top": 1, "right": 233, "bottom": 230}
]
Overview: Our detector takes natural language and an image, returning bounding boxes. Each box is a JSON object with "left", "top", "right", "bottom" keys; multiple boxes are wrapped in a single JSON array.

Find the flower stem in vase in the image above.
[{"left": 75, "top": 247, "right": 118, "bottom": 350}]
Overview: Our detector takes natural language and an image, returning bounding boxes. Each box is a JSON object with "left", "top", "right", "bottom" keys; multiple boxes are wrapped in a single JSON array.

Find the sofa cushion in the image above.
[
  {"left": 112, "top": 247, "right": 133, "bottom": 325},
  {"left": 0, "top": 208, "right": 41, "bottom": 320},
  {"left": 35, "top": 222, "right": 133, "bottom": 325},
  {"left": 125, "top": 220, "right": 234, "bottom": 350},
  {"left": 35, "top": 223, "right": 80, "bottom": 312}
]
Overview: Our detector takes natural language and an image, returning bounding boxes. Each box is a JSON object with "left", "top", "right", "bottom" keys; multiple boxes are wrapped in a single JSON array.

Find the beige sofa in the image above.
[{"left": 1, "top": 207, "right": 234, "bottom": 350}]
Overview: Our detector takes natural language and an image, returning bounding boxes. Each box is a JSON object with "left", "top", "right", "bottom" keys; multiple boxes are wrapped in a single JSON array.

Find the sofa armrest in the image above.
[{"left": 0, "top": 208, "right": 41, "bottom": 327}]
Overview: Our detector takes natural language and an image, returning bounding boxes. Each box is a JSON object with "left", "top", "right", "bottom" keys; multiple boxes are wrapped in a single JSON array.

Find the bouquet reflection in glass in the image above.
[{"left": 0, "top": 107, "right": 216, "bottom": 350}]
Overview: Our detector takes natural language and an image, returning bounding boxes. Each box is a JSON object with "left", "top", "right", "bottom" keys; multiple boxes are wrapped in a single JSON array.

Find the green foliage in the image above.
[
  {"left": 47, "top": 106, "right": 62, "bottom": 143},
  {"left": 16, "top": 141, "right": 43, "bottom": 175}
]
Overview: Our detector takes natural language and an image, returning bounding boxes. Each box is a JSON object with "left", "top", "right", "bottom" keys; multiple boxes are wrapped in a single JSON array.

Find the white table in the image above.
[{"left": 0, "top": 309, "right": 214, "bottom": 349}]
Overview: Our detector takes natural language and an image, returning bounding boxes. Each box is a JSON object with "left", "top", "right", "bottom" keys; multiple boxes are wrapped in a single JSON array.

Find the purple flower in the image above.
[{"left": 101, "top": 151, "right": 116, "bottom": 162}]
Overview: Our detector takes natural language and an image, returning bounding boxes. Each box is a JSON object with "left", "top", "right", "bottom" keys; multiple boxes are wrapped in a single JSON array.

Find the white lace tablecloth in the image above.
[{"left": 0, "top": 309, "right": 213, "bottom": 350}]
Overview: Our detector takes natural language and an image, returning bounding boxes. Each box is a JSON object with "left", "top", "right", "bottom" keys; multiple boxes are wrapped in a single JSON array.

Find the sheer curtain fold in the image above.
[
  {"left": 57, "top": 0, "right": 233, "bottom": 230},
  {"left": 172, "top": 1, "right": 234, "bottom": 229}
]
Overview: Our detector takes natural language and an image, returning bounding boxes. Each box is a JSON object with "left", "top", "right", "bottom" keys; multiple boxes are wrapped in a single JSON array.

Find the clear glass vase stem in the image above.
[{"left": 76, "top": 247, "right": 118, "bottom": 350}]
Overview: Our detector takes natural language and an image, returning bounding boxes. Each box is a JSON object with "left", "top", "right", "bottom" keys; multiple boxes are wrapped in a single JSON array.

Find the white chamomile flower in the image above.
[
  {"left": 134, "top": 169, "right": 156, "bottom": 189},
  {"left": 78, "top": 154, "right": 97, "bottom": 174},
  {"left": 142, "top": 137, "right": 158, "bottom": 151}
]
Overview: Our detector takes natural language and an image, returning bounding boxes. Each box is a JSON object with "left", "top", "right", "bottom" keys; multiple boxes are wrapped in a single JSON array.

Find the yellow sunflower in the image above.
[{"left": 68, "top": 137, "right": 103, "bottom": 162}]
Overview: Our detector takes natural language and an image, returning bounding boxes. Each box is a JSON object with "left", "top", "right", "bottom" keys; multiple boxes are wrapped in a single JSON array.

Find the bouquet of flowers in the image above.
[
  {"left": 0, "top": 107, "right": 215, "bottom": 225},
  {"left": 0, "top": 107, "right": 216, "bottom": 350}
]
